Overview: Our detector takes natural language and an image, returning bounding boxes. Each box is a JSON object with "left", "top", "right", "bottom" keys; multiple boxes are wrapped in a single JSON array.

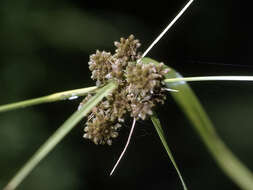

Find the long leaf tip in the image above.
[
  {"left": 109, "top": 118, "right": 136, "bottom": 176},
  {"left": 151, "top": 114, "right": 188, "bottom": 190}
]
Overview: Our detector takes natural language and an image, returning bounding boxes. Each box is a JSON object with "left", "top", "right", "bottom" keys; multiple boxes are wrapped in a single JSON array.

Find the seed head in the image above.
[
  {"left": 114, "top": 34, "right": 141, "bottom": 61},
  {"left": 81, "top": 35, "right": 170, "bottom": 145}
]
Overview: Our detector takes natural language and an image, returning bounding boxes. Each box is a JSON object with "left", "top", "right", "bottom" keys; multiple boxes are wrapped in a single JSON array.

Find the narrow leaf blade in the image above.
[
  {"left": 151, "top": 113, "right": 188, "bottom": 190},
  {"left": 3, "top": 81, "right": 117, "bottom": 190},
  {"left": 0, "top": 86, "right": 97, "bottom": 113},
  {"left": 164, "top": 76, "right": 253, "bottom": 83},
  {"left": 142, "top": 57, "right": 253, "bottom": 190}
]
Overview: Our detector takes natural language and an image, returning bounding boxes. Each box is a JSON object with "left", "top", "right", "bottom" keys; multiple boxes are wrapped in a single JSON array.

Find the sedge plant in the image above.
[{"left": 1, "top": 0, "right": 253, "bottom": 190}]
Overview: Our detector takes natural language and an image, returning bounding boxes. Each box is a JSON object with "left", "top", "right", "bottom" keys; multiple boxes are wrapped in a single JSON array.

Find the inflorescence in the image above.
[{"left": 80, "top": 35, "right": 170, "bottom": 145}]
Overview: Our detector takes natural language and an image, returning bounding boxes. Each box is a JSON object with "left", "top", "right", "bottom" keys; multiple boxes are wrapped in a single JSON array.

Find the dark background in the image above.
[{"left": 1, "top": 0, "right": 253, "bottom": 189}]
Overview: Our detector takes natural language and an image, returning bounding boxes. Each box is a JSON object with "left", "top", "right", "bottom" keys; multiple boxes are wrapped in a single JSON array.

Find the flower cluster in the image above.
[
  {"left": 126, "top": 62, "right": 169, "bottom": 119},
  {"left": 80, "top": 35, "right": 169, "bottom": 145}
]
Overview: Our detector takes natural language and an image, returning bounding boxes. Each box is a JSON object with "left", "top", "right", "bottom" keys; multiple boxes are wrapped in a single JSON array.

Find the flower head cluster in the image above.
[
  {"left": 126, "top": 62, "right": 169, "bottom": 119},
  {"left": 81, "top": 35, "right": 170, "bottom": 145}
]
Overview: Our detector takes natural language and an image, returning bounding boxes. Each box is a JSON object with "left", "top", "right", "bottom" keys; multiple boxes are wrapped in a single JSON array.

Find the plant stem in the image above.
[
  {"left": 3, "top": 81, "right": 117, "bottom": 190},
  {"left": 0, "top": 86, "right": 97, "bottom": 113},
  {"left": 164, "top": 76, "right": 253, "bottom": 83}
]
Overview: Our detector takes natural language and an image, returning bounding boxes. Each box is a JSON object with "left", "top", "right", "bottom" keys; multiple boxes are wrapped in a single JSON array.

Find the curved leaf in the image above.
[{"left": 142, "top": 57, "right": 253, "bottom": 190}]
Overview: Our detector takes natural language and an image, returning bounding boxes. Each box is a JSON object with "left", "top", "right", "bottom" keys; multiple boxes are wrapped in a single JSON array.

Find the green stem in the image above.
[
  {"left": 164, "top": 76, "right": 253, "bottom": 83},
  {"left": 3, "top": 81, "right": 117, "bottom": 190},
  {"left": 0, "top": 86, "right": 97, "bottom": 113}
]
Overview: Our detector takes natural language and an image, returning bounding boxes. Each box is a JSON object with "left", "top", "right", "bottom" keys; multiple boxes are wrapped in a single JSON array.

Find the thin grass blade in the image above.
[
  {"left": 164, "top": 76, "right": 253, "bottom": 83},
  {"left": 151, "top": 113, "right": 188, "bottom": 190},
  {"left": 3, "top": 81, "right": 117, "bottom": 190},
  {"left": 0, "top": 86, "right": 97, "bottom": 113},
  {"left": 142, "top": 57, "right": 253, "bottom": 190}
]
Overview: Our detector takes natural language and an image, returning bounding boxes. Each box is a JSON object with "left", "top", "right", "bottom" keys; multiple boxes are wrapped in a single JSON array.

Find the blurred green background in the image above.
[{"left": 0, "top": 0, "right": 253, "bottom": 189}]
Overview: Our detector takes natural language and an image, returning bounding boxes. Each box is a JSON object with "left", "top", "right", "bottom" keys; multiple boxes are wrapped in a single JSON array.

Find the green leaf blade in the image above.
[
  {"left": 0, "top": 86, "right": 97, "bottom": 113},
  {"left": 142, "top": 57, "right": 253, "bottom": 190},
  {"left": 165, "top": 70, "right": 253, "bottom": 190},
  {"left": 3, "top": 81, "right": 117, "bottom": 190},
  {"left": 151, "top": 113, "right": 188, "bottom": 190},
  {"left": 164, "top": 76, "right": 253, "bottom": 83}
]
